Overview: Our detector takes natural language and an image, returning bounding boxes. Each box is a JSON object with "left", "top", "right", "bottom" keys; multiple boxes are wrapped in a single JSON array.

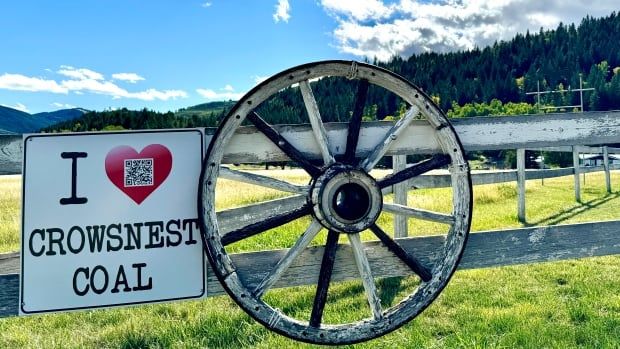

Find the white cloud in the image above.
[
  {"left": 222, "top": 84, "right": 234, "bottom": 92},
  {"left": 253, "top": 75, "right": 268, "bottom": 85},
  {"left": 125, "top": 89, "right": 188, "bottom": 101},
  {"left": 1, "top": 103, "right": 29, "bottom": 113},
  {"left": 321, "top": 0, "right": 394, "bottom": 21},
  {"left": 201, "top": 2, "right": 212, "bottom": 8},
  {"left": 321, "top": 0, "right": 620, "bottom": 61},
  {"left": 112, "top": 72, "right": 145, "bottom": 83},
  {"left": 196, "top": 88, "right": 244, "bottom": 101},
  {"left": 58, "top": 65, "right": 104, "bottom": 81},
  {"left": 0, "top": 73, "right": 68, "bottom": 93},
  {"left": 0, "top": 67, "right": 188, "bottom": 101},
  {"left": 51, "top": 102, "right": 76, "bottom": 109},
  {"left": 273, "top": 0, "right": 291, "bottom": 23}
]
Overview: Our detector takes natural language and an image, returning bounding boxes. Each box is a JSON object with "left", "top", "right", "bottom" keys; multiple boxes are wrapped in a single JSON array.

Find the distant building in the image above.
[{"left": 581, "top": 153, "right": 620, "bottom": 166}]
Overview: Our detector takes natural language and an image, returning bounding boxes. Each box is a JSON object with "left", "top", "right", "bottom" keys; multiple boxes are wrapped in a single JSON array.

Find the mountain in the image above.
[
  {"left": 32, "top": 108, "right": 90, "bottom": 128},
  {"left": 0, "top": 106, "right": 88, "bottom": 133},
  {"left": 178, "top": 100, "right": 236, "bottom": 114},
  {"left": 174, "top": 100, "right": 236, "bottom": 127}
]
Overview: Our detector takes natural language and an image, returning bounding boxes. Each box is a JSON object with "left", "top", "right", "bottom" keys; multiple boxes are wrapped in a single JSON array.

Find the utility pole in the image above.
[{"left": 526, "top": 75, "right": 594, "bottom": 113}]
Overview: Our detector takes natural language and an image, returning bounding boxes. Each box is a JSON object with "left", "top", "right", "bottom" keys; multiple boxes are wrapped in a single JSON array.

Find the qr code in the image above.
[{"left": 124, "top": 158, "right": 154, "bottom": 187}]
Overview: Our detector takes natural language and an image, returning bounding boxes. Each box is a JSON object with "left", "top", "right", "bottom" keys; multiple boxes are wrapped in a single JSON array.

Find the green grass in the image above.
[{"left": 1, "top": 171, "right": 620, "bottom": 348}]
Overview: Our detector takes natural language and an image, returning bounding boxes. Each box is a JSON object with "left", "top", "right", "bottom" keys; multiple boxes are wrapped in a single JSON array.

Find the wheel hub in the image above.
[{"left": 309, "top": 164, "right": 383, "bottom": 233}]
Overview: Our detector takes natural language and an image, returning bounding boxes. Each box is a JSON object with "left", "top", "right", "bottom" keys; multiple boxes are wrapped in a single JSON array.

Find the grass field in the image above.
[{"left": 1, "top": 171, "right": 620, "bottom": 348}]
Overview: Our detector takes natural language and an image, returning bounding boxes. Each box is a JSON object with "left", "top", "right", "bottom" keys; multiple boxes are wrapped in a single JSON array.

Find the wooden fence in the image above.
[{"left": 2, "top": 110, "right": 620, "bottom": 318}]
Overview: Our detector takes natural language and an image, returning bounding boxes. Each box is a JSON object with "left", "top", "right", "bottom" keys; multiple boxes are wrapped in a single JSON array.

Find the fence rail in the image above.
[
  {"left": 2, "top": 111, "right": 620, "bottom": 318},
  {"left": 2, "top": 219, "right": 620, "bottom": 317},
  {"left": 2, "top": 110, "right": 620, "bottom": 175}
]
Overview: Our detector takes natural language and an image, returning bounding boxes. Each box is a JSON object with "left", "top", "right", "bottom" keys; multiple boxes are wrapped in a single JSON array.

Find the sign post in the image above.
[{"left": 20, "top": 129, "right": 205, "bottom": 314}]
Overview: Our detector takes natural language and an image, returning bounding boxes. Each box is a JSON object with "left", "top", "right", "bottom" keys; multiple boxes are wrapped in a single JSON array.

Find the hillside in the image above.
[
  {"left": 0, "top": 106, "right": 88, "bottom": 133},
  {"left": 45, "top": 12, "right": 620, "bottom": 131},
  {"left": 174, "top": 100, "right": 236, "bottom": 126}
]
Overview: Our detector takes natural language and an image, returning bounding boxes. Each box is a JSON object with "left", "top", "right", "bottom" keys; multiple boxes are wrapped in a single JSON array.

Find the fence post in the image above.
[
  {"left": 603, "top": 146, "right": 611, "bottom": 193},
  {"left": 517, "top": 149, "right": 526, "bottom": 223},
  {"left": 393, "top": 155, "right": 408, "bottom": 238},
  {"left": 573, "top": 146, "right": 581, "bottom": 202}
]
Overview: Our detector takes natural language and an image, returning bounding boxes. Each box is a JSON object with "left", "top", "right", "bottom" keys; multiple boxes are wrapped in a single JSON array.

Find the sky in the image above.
[{"left": 0, "top": 0, "right": 618, "bottom": 114}]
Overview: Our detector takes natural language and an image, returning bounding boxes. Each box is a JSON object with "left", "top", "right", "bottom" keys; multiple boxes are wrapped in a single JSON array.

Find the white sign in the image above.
[{"left": 20, "top": 129, "right": 205, "bottom": 315}]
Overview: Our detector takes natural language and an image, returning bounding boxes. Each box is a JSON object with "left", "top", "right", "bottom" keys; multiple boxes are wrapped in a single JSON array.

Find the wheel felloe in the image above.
[{"left": 199, "top": 60, "right": 472, "bottom": 345}]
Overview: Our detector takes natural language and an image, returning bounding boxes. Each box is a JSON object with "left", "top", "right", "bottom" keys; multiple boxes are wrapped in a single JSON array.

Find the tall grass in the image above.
[{"left": 1, "top": 170, "right": 620, "bottom": 348}]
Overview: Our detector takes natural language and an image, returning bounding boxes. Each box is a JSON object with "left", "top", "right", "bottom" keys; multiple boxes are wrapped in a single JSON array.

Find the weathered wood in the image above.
[
  {"left": 246, "top": 111, "right": 321, "bottom": 177},
  {"left": 309, "top": 230, "right": 339, "bottom": 328},
  {"left": 369, "top": 224, "right": 432, "bottom": 281},
  {"left": 0, "top": 135, "right": 22, "bottom": 175},
  {"left": 573, "top": 146, "right": 581, "bottom": 202},
  {"left": 300, "top": 80, "right": 334, "bottom": 166},
  {"left": 252, "top": 220, "right": 322, "bottom": 298},
  {"left": 343, "top": 79, "right": 369, "bottom": 165},
  {"left": 360, "top": 106, "right": 420, "bottom": 171},
  {"left": 216, "top": 195, "right": 306, "bottom": 234},
  {"left": 604, "top": 146, "right": 611, "bottom": 193},
  {"left": 3, "top": 112, "right": 620, "bottom": 174},
  {"left": 3, "top": 219, "right": 620, "bottom": 318},
  {"left": 348, "top": 233, "right": 383, "bottom": 320},
  {"left": 392, "top": 155, "right": 408, "bottom": 237},
  {"left": 527, "top": 146, "right": 620, "bottom": 154},
  {"left": 382, "top": 203, "right": 454, "bottom": 224},
  {"left": 378, "top": 154, "right": 451, "bottom": 189},
  {"left": 221, "top": 204, "right": 311, "bottom": 245},
  {"left": 0, "top": 252, "right": 19, "bottom": 275},
  {"left": 217, "top": 112, "right": 620, "bottom": 165},
  {"left": 517, "top": 149, "right": 526, "bottom": 222},
  {"left": 219, "top": 166, "right": 308, "bottom": 194}
]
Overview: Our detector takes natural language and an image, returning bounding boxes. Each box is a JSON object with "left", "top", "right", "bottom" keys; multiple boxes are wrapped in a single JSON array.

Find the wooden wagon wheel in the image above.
[{"left": 198, "top": 60, "right": 472, "bottom": 345}]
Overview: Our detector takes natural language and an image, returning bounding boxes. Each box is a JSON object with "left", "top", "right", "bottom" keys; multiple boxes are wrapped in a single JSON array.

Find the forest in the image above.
[{"left": 46, "top": 12, "right": 620, "bottom": 134}]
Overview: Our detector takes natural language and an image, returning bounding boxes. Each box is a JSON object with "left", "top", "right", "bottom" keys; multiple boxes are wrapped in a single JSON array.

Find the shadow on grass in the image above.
[{"left": 524, "top": 192, "right": 620, "bottom": 227}]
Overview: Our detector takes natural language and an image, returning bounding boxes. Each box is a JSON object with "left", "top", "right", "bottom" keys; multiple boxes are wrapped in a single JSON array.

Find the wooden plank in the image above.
[
  {"left": 221, "top": 111, "right": 620, "bottom": 163},
  {"left": 528, "top": 146, "right": 620, "bottom": 154},
  {"left": 216, "top": 195, "right": 306, "bottom": 234},
  {"left": 2, "top": 220, "right": 620, "bottom": 318},
  {"left": 5, "top": 111, "right": 620, "bottom": 175},
  {"left": 359, "top": 106, "right": 419, "bottom": 171},
  {"left": 219, "top": 166, "right": 308, "bottom": 194},
  {"left": 0, "top": 135, "right": 22, "bottom": 175},
  {"left": 604, "top": 146, "right": 611, "bottom": 193},
  {"left": 392, "top": 155, "right": 408, "bottom": 237},
  {"left": 517, "top": 149, "right": 526, "bottom": 222},
  {"left": 573, "top": 147, "right": 581, "bottom": 202},
  {"left": 299, "top": 80, "right": 334, "bottom": 166}
]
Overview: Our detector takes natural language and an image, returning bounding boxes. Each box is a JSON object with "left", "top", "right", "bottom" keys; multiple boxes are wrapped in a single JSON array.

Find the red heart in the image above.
[{"left": 105, "top": 144, "right": 173, "bottom": 204}]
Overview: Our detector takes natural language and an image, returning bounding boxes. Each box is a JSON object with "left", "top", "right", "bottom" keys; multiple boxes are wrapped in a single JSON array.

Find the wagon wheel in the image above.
[{"left": 198, "top": 60, "right": 472, "bottom": 345}]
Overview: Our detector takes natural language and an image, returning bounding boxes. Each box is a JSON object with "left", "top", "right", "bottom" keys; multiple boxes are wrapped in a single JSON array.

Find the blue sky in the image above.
[{"left": 1, "top": 0, "right": 617, "bottom": 113}]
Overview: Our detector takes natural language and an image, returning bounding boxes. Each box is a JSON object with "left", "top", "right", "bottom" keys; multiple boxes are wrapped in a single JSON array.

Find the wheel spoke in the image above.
[
  {"left": 247, "top": 111, "right": 321, "bottom": 177},
  {"left": 348, "top": 233, "right": 383, "bottom": 320},
  {"left": 217, "top": 195, "right": 306, "bottom": 234},
  {"left": 300, "top": 80, "right": 334, "bottom": 166},
  {"left": 309, "top": 230, "right": 340, "bottom": 328},
  {"left": 253, "top": 220, "right": 323, "bottom": 298},
  {"left": 343, "top": 79, "right": 369, "bottom": 165},
  {"left": 378, "top": 154, "right": 451, "bottom": 189},
  {"left": 383, "top": 203, "right": 455, "bottom": 224},
  {"left": 359, "top": 105, "right": 420, "bottom": 172},
  {"left": 369, "top": 224, "right": 432, "bottom": 282},
  {"left": 219, "top": 166, "right": 308, "bottom": 194},
  {"left": 221, "top": 204, "right": 311, "bottom": 246}
]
